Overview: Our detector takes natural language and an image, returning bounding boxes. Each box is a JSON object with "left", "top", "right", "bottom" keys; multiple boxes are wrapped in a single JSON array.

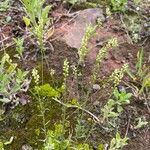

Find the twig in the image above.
[
  {"left": 53, "top": 98, "right": 100, "bottom": 123},
  {"left": 125, "top": 117, "right": 130, "bottom": 137},
  {"left": 119, "top": 14, "right": 133, "bottom": 44}
]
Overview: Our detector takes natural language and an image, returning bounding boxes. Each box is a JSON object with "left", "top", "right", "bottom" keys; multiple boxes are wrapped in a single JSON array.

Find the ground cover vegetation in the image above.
[{"left": 0, "top": 0, "right": 149, "bottom": 149}]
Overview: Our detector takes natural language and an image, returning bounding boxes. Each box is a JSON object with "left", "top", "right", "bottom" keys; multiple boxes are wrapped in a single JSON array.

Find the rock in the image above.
[
  {"left": 117, "top": 85, "right": 126, "bottom": 93},
  {"left": 63, "top": 8, "right": 105, "bottom": 49},
  {"left": 22, "top": 144, "right": 33, "bottom": 150},
  {"left": 93, "top": 84, "right": 101, "bottom": 91},
  {"left": 93, "top": 100, "right": 100, "bottom": 106}
]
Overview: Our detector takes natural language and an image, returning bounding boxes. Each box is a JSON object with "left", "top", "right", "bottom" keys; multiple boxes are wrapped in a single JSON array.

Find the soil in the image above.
[{"left": 0, "top": 1, "right": 149, "bottom": 150}]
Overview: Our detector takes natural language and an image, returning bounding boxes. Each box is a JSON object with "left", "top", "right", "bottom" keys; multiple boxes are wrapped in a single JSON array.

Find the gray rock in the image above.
[
  {"left": 22, "top": 144, "right": 33, "bottom": 150},
  {"left": 93, "top": 84, "right": 100, "bottom": 90},
  {"left": 63, "top": 8, "right": 105, "bottom": 49},
  {"left": 93, "top": 100, "right": 100, "bottom": 106}
]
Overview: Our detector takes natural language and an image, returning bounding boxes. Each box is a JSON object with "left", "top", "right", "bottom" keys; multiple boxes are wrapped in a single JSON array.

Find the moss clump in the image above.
[{"left": 34, "top": 84, "right": 61, "bottom": 98}]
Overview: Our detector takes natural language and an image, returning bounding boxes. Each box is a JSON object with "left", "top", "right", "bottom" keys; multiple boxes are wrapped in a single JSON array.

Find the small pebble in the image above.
[
  {"left": 93, "top": 84, "right": 100, "bottom": 91},
  {"left": 93, "top": 100, "right": 100, "bottom": 106},
  {"left": 22, "top": 144, "right": 33, "bottom": 150},
  {"left": 117, "top": 85, "right": 126, "bottom": 93}
]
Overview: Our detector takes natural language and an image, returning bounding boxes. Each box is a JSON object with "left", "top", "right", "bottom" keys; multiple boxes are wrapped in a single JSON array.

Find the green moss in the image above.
[{"left": 34, "top": 84, "right": 61, "bottom": 98}]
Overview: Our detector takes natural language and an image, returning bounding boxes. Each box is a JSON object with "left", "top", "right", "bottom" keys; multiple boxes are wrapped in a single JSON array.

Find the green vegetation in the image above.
[
  {"left": 78, "top": 25, "right": 96, "bottom": 63},
  {"left": 34, "top": 84, "right": 61, "bottom": 98},
  {"left": 134, "top": 117, "right": 148, "bottom": 129},
  {"left": 102, "top": 88, "right": 132, "bottom": 124},
  {"left": 93, "top": 37, "right": 118, "bottom": 81},
  {"left": 43, "top": 123, "right": 93, "bottom": 150},
  {"left": 127, "top": 49, "right": 150, "bottom": 95},
  {"left": 0, "top": 0, "right": 149, "bottom": 149},
  {"left": 109, "top": 0, "right": 127, "bottom": 12},
  {"left": 0, "top": 0, "right": 10, "bottom": 12},
  {"left": 21, "top": 0, "right": 52, "bottom": 51},
  {"left": 14, "top": 38, "right": 24, "bottom": 59},
  {"left": 0, "top": 53, "right": 29, "bottom": 103},
  {"left": 109, "top": 132, "right": 128, "bottom": 150}
]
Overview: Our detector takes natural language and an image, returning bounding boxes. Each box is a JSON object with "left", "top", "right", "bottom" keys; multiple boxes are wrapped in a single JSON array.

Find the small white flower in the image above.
[{"left": 136, "top": 7, "right": 140, "bottom": 11}]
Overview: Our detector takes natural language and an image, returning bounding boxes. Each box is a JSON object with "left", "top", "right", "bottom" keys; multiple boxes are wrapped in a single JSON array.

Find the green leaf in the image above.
[
  {"left": 116, "top": 132, "right": 121, "bottom": 140},
  {"left": 0, "top": 98, "right": 11, "bottom": 103},
  {"left": 117, "top": 105, "right": 123, "bottom": 113},
  {"left": 42, "top": 5, "right": 51, "bottom": 24},
  {"left": 0, "top": 142, "right": 4, "bottom": 150},
  {"left": 98, "top": 144, "right": 104, "bottom": 150},
  {"left": 23, "top": 16, "right": 31, "bottom": 27},
  {"left": 143, "top": 74, "right": 150, "bottom": 87}
]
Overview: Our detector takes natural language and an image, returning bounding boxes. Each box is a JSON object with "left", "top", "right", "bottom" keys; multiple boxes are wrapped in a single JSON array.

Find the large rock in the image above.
[{"left": 63, "top": 8, "right": 105, "bottom": 49}]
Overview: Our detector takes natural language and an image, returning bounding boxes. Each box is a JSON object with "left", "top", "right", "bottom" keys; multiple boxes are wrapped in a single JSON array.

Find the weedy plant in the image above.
[
  {"left": 109, "top": 63, "right": 129, "bottom": 87},
  {"left": 30, "top": 22, "right": 131, "bottom": 149},
  {"left": 127, "top": 49, "right": 150, "bottom": 95},
  {"left": 78, "top": 25, "right": 96, "bottom": 63},
  {"left": 75, "top": 119, "right": 89, "bottom": 139},
  {"left": 135, "top": 49, "right": 150, "bottom": 94},
  {"left": 63, "top": 58, "right": 70, "bottom": 89},
  {"left": 31, "top": 64, "right": 100, "bottom": 149},
  {"left": 42, "top": 123, "right": 70, "bottom": 150},
  {"left": 93, "top": 37, "right": 118, "bottom": 81},
  {"left": 31, "top": 69, "right": 49, "bottom": 147},
  {"left": 122, "top": 14, "right": 142, "bottom": 43},
  {"left": 0, "top": 53, "right": 29, "bottom": 104},
  {"left": 0, "top": 0, "right": 10, "bottom": 12},
  {"left": 109, "top": 0, "right": 127, "bottom": 12},
  {"left": 32, "top": 69, "right": 67, "bottom": 149},
  {"left": 21, "top": 0, "right": 51, "bottom": 51},
  {"left": 43, "top": 123, "right": 97, "bottom": 150},
  {"left": 102, "top": 88, "right": 132, "bottom": 125},
  {"left": 14, "top": 37, "right": 24, "bottom": 59},
  {"left": 134, "top": 117, "right": 148, "bottom": 129},
  {"left": 109, "top": 132, "right": 129, "bottom": 150},
  {"left": 32, "top": 68, "right": 40, "bottom": 85}
]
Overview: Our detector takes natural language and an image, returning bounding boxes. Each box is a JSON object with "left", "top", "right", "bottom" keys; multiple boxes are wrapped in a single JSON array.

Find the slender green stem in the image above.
[{"left": 53, "top": 98, "right": 100, "bottom": 123}]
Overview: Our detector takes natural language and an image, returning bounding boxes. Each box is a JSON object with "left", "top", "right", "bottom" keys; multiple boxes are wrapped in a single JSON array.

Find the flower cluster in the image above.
[
  {"left": 93, "top": 38, "right": 118, "bottom": 82},
  {"left": 63, "top": 58, "right": 69, "bottom": 81},
  {"left": 109, "top": 63, "right": 129, "bottom": 87},
  {"left": 78, "top": 25, "right": 96, "bottom": 63},
  {"left": 32, "top": 68, "right": 40, "bottom": 85},
  {"left": 96, "top": 38, "right": 118, "bottom": 66}
]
